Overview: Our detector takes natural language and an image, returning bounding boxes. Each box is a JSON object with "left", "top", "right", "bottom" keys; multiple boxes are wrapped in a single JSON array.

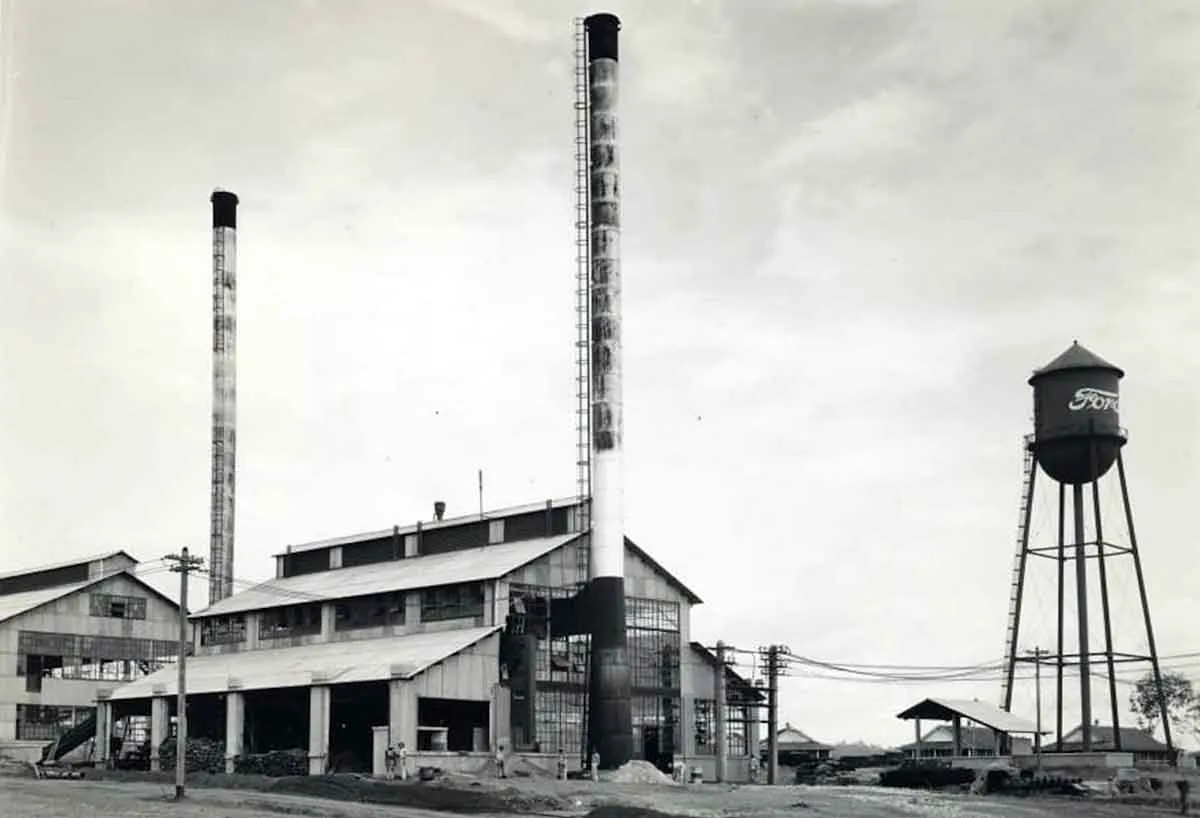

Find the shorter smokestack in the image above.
[{"left": 434, "top": 501, "right": 446, "bottom": 521}]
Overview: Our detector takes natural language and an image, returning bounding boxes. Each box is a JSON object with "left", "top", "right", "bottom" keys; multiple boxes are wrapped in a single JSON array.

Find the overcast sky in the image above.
[{"left": 2, "top": 0, "right": 1199, "bottom": 748}]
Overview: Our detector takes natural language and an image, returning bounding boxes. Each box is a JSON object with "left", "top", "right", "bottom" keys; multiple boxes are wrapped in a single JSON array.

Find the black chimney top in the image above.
[{"left": 434, "top": 501, "right": 446, "bottom": 521}]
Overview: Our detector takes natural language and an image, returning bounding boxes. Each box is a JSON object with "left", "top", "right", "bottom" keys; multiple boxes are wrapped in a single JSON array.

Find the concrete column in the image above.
[
  {"left": 388, "top": 678, "right": 417, "bottom": 752},
  {"left": 952, "top": 716, "right": 962, "bottom": 757},
  {"left": 225, "top": 690, "right": 245, "bottom": 774},
  {"left": 372, "top": 725, "right": 389, "bottom": 777},
  {"left": 913, "top": 719, "right": 921, "bottom": 761},
  {"left": 308, "top": 685, "right": 330, "bottom": 775},
  {"left": 491, "top": 682, "right": 511, "bottom": 755},
  {"left": 95, "top": 699, "right": 112, "bottom": 768},
  {"left": 405, "top": 594, "right": 421, "bottom": 626},
  {"left": 321, "top": 604, "right": 334, "bottom": 638},
  {"left": 150, "top": 696, "right": 170, "bottom": 771}
]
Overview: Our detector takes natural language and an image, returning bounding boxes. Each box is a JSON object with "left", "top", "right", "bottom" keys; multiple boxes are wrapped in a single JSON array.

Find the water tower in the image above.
[{"left": 999, "top": 342, "right": 1173, "bottom": 756}]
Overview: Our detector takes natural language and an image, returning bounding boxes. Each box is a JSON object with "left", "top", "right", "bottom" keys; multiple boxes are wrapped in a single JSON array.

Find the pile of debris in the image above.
[{"left": 609, "top": 760, "right": 679, "bottom": 786}]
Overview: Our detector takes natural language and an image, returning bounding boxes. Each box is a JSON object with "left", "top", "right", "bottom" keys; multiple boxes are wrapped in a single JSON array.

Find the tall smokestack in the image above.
[
  {"left": 584, "top": 12, "right": 633, "bottom": 770},
  {"left": 208, "top": 189, "right": 239, "bottom": 604}
]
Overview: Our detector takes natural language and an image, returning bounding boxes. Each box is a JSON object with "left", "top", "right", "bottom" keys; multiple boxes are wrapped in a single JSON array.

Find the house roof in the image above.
[
  {"left": 688, "top": 642, "right": 764, "bottom": 701},
  {"left": 1051, "top": 725, "right": 1172, "bottom": 753},
  {"left": 198, "top": 533, "right": 582, "bottom": 618},
  {"left": 830, "top": 742, "right": 896, "bottom": 759},
  {"left": 107, "top": 625, "right": 501, "bottom": 700},
  {"left": 0, "top": 569, "right": 178, "bottom": 625},
  {"left": 760, "top": 723, "right": 832, "bottom": 751},
  {"left": 896, "top": 698, "right": 1042, "bottom": 735},
  {"left": 0, "top": 550, "right": 137, "bottom": 583}
]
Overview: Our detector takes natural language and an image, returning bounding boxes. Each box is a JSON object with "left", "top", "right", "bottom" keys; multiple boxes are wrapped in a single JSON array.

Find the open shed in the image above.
[{"left": 897, "top": 698, "right": 1043, "bottom": 759}]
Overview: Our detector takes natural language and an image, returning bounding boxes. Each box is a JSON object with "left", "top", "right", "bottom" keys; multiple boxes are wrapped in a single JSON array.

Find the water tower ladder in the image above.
[{"left": 1000, "top": 437, "right": 1036, "bottom": 710}]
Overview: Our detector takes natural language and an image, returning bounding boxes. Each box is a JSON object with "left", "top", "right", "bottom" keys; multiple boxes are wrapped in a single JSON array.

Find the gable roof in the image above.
[
  {"left": 198, "top": 533, "right": 582, "bottom": 618},
  {"left": 896, "top": 697, "right": 1042, "bottom": 735},
  {"left": 1052, "top": 725, "right": 1171, "bottom": 753},
  {"left": 0, "top": 569, "right": 179, "bottom": 624},
  {"left": 760, "top": 723, "right": 831, "bottom": 750},
  {"left": 0, "top": 550, "right": 137, "bottom": 583},
  {"left": 108, "top": 625, "right": 501, "bottom": 700}
]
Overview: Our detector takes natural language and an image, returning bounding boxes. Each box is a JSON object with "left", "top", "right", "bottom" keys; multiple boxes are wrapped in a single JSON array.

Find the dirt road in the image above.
[{"left": 0, "top": 775, "right": 1187, "bottom": 818}]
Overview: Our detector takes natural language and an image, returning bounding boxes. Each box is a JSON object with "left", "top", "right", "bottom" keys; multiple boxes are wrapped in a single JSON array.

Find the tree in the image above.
[{"left": 1129, "top": 671, "right": 1200, "bottom": 740}]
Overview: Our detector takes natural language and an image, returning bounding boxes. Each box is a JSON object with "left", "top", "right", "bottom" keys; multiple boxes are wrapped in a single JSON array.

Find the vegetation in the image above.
[{"left": 1129, "top": 671, "right": 1200, "bottom": 740}]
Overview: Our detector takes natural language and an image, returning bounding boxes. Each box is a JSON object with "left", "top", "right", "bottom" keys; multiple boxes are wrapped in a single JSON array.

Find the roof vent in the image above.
[{"left": 434, "top": 501, "right": 446, "bottom": 521}]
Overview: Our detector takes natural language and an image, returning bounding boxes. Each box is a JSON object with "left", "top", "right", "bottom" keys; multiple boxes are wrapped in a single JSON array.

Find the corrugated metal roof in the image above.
[
  {"left": 281, "top": 497, "right": 581, "bottom": 556},
  {"left": 896, "top": 698, "right": 1042, "bottom": 734},
  {"left": 0, "top": 570, "right": 180, "bottom": 624},
  {"left": 198, "top": 533, "right": 581, "bottom": 618},
  {"left": 107, "top": 625, "right": 501, "bottom": 700},
  {"left": 0, "top": 582, "right": 91, "bottom": 623},
  {"left": 0, "top": 550, "right": 136, "bottom": 582}
]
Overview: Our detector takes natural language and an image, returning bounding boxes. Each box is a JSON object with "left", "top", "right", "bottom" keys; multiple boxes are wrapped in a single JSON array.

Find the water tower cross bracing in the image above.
[{"left": 1000, "top": 341, "right": 1173, "bottom": 756}]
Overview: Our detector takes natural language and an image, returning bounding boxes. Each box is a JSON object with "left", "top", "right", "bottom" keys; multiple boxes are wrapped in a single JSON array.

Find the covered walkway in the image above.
[{"left": 897, "top": 697, "right": 1042, "bottom": 758}]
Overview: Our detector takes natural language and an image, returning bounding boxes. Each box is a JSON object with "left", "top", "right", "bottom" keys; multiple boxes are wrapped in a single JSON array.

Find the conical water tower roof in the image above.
[{"left": 1029, "top": 340, "right": 1124, "bottom": 383}]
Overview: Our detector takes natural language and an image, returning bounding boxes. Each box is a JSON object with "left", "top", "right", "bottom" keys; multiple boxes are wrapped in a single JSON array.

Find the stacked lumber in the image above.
[{"left": 157, "top": 737, "right": 226, "bottom": 774}]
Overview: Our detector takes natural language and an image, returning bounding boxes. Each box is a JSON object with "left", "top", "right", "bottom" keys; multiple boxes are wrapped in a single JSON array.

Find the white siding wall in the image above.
[{"left": 0, "top": 574, "right": 178, "bottom": 741}]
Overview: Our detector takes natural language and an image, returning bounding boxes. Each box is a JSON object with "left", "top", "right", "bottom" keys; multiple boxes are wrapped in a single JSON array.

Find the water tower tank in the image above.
[{"left": 1028, "top": 341, "right": 1126, "bottom": 485}]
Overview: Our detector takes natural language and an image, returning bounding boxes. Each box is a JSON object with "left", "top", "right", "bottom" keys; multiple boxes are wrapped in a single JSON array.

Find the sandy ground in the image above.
[{"left": 0, "top": 773, "right": 1193, "bottom": 818}]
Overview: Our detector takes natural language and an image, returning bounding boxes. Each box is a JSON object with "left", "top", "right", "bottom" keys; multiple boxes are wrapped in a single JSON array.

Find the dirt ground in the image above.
[{"left": 0, "top": 769, "right": 1193, "bottom": 818}]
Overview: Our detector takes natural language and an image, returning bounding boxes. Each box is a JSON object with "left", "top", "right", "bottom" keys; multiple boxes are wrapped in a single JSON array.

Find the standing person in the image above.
[
  {"left": 384, "top": 744, "right": 397, "bottom": 780},
  {"left": 495, "top": 742, "right": 507, "bottom": 779},
  {"left": 556, "top": 749, "right": 568, "bottom": 781},
  {"left": 748, "top": 753, "right": 760, "bottom": 784},
  {"left": 590, "top": 750, "right": 600, "bottom": 783},
  {"left": 397, "top": 741, "right": 409, "bottom": 781}
]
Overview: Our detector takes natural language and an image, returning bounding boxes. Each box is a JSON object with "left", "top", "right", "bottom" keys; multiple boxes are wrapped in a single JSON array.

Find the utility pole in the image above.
[
  {"left": 166, "top": 547, "right": 204, "bottom": 801},
  {"left": 1032, "top": 646, "right": 1044, "bottom": 769},
  {"left": 763, "top": 645, "right": 786, "bottom": 785},
  {"left": 714, "top": 641, "right": 728, "bottom": 783}
]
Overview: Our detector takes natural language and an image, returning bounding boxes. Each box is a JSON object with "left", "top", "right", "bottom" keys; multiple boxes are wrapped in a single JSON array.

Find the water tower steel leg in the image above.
[
  {"left": 1055, "top": 481, "right": 1066, "bottom": 746},
  {"left": 1090, "top": 463, "right": 1122, "bottom": 750},
  {"left": 1073, "top": 483, "right": 1093, "bottom": 752},
  {"left": 1117, "top": 452, "right": 1175, "bottom": 759}
]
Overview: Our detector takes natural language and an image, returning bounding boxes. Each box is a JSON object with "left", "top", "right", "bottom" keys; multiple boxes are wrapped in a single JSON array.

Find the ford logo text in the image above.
[{"left": 1068, "top": 387, "right": 1119, "bottom": 412}]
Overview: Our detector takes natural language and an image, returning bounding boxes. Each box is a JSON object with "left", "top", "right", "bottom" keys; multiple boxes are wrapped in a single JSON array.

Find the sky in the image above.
[{"left": 2, "top": 0, "right": 1199, "bottom": 749}]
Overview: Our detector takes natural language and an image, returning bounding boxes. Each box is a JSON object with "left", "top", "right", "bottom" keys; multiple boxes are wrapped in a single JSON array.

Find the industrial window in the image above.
[
  {"left": 631, "top": 694, "right": 681, "bottom": 763},
  {"left": 626, "top": 597, "right": 680, "bottom": 632},
  {"left": 15, "top": 705, "right": 95, "bottom": 741},
  {"left": 535, "top": 689, "right": 586, "bottom": 758},
  {"left": 420, "top": 583, "right": 484, "bottom": 622},
  {"left": 17, "top": 631, "right": 178, "bottom": 690},
  {"left": 694, "top": 698, "right": 715, "bottom": 754},
  {"left": 628, "top": 629, "right": 681, "bottom": 689},
  {"left": 334, "top": 591, "right": 405, "bottom": 631},
  {"left": 200, "top": 614, "right": 247, "bottom": 646},
  {"left": 258, "top": 603, "right": 323, "bottom": 639},
  {"left": 89, "top": 593, "right": 148, "bottom": 620},
  {"left": 726, "top": 704, "right": 751, "bottom": 756}
]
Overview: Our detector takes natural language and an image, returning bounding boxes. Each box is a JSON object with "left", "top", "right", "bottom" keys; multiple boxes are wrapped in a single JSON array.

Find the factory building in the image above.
[
  {"left": 104, "top": 498, "right": 760, "bottom": 779},
  {"left": 0, "top": 551, "right": 181, "bottom": 761}
]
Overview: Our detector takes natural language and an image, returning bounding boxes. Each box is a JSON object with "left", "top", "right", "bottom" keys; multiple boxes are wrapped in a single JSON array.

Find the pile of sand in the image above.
[{"left": 609, "top": 760, "right": 680, "bottom": 786}]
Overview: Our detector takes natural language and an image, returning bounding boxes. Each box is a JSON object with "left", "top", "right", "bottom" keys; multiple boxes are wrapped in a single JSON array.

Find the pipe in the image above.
[
  {"left": 584, "top": 11, "right": 633, "bottom": 770},
  {"left": 208, "top": 189, "right": 239, "bottom": 604}
]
